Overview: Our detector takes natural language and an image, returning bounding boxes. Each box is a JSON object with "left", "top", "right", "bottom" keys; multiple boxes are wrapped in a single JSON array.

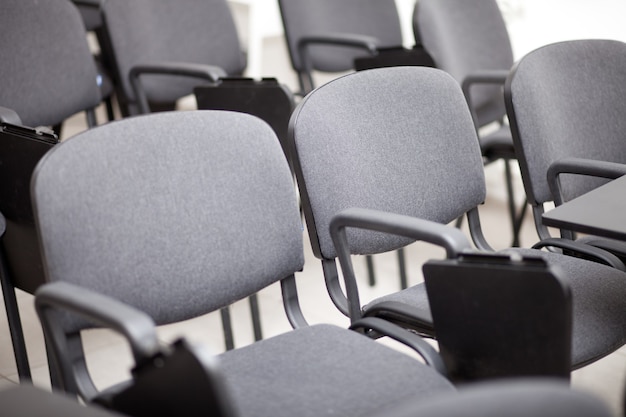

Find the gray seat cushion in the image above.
[
  {"left": 364, "top": 247, "right": 626, "bottom": 369},
  {"left": 500, "top": 248, "right": 626, "bottom": 368},
  {"left": 219, "top": 324, "right": 454, "bottom": 417}
]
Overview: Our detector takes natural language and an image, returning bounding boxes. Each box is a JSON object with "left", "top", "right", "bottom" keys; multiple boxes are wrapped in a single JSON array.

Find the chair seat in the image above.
[
  {"left": 218, "top": 324, "right": 454, "bottom": 417},
  {"left": 363, "top": 283, "right": 434, "bottom": 335},
  {"left": 363, "top": 248, "right": 626, "bottom": 369},
  {"left": 500, "top": 248, "right": 626, "bottom": 368}
]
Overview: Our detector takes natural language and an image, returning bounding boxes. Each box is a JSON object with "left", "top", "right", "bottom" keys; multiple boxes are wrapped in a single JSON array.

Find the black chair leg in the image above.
[
  {"left": 220, "top": 307, "right": 234, "bottom": 351},
  {"left": 397, "top": 248, "right": 408, "bottom": 290},
  {"left": 0, "top": 257, "right": 31, "bottom": 382},
  {"left": 365, "top": 255, "right": 376, "bottom": 287},
  {"left": 504, "top": 159, "right": 523, "bottom": 247},
  {"left": 248, "top": 294, "right": 263, "bottom": 342}
]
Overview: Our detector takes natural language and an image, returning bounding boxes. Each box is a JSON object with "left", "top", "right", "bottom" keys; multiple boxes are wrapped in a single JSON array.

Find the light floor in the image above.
[{"left": 1, "top": 14, "right": 626, "bottom": 416}]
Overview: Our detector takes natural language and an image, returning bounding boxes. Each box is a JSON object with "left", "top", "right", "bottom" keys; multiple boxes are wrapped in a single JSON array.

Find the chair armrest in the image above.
[
  {"left": 547, "top": 157, "right": 626, "bottom": 205},
  {"left": 330, "top": 207, "right": 472, "bottom": 321},
  {"left": 461, "top": 69, "right": 509, "bottom": 100},
  {"left": 350, "top": 317, "right": 447, "bottom": 376},
  {"left": 35, "top": 282, "right": 160, "bottom": 366},
  {"left": 0, "top": 106, "right": 22, "bottom": 125},
  {"left": 129, "top": 62, "right": 227, "bottom": 114},
  {"left": 532, "top": 237, "right": 626, "bottom": 271},
  {"left": 460, "top": 70, "right": 509, "bottom": 128},
  {"left": 71, "top": 0, "right": 101, "bottom": 8},
  {"left": 296, "top": 33, "right": 379, "bottom": 93}
]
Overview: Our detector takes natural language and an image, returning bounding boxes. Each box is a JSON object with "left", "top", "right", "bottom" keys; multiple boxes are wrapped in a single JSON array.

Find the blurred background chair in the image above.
[
  {"left": 31, "top": 110, "right": 454, "bottom": 415},
  {"left": 0, "top": 0, "right": 104, "bottom": 382},
  {"left": 289, "top": 66, "right": 626, "bottom": 375},
  {"left": 97, "top": 0, "right": 246, "bottom": 116},
  {"left": 413, "top": 0, "right": 525, "bottom": 247},
  {"left": 505, "top": 38, "right": 626, "bottom": 262},
  {"left": 278, "top": 0, "right": 404, "bottom": 96}
]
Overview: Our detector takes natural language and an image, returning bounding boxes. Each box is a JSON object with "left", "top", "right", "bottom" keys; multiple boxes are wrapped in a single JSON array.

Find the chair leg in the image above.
[
  {"left": 0, "top": 259, "right": 31, "bottom": 382},
  {"left": 220, "top": 307, "right": 234, "bottom": 351},
  {"left": 397, "top": 248, "right": 408, "bottom": 290},
  {"left": 365, "top": 255, "right": 376, "bottom": 286},
  {"left": 503, "top": 159, "right": 522, "bottom": 247},
  {"left": 248, "top": 294, "right": 263, "bottom": 342},
  {"left": 104, "top": 97, "right": 116, "bottom": 122}
]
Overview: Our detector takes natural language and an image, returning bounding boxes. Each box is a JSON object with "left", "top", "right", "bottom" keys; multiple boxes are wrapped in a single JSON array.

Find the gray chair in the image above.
[
  {"left": 289, "top": 66, "right": 626, "bottom": 372},
  {"left": 98, "top": 0, "right": 246, "bottom": 116},
  {"left": 413, "top": 0, "right": 524, "bottom": 246},
  {"left": 31, "top": 110, "right": 454, "bottom": 416},
  {"left": 278, "top": 0, "right": 405, "bottom": 96},
  {"left": 0, "top": 0, "right": 104, "bottom": 382},
  {"left": 504, "top": 39, "right": 626, "bottom": 261},
  {"left": 0, "top": 0, "right": 102, "bottom": 131}
]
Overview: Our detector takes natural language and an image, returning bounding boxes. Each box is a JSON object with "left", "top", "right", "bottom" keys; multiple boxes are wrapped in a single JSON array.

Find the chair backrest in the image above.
[
  {"left": 278, "top": 0, "right": 404, "bottom": 73},
  {"left": 32, "top": 110, "right": 304, "bottom": 329},
  {"left": 290, "top": 66, "right": 486, "bottom": 260},
  {"left": 0, "top": 0, "right": 101, "bottom": 127},
  {"left": 413, "top": 0, "right": 513, "bottom": 127},
  {"left": 505, "top": 39, "right": 626, "bottom": 206},
  {"left": 100, "top": 0, "right": 245, "bottom": 105}
]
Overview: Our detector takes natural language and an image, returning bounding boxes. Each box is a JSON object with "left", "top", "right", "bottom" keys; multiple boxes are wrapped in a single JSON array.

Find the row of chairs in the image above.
[
  {"left": 0, "top": 0, "right": 498, "bottom": 380},
  {"left": 22, "top": 65, "right": 622, "bottom": 415}
]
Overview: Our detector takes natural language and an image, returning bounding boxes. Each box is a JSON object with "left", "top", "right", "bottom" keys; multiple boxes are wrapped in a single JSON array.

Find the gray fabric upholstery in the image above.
[
  {"left": 291, "top": 66, "right": 485, "bottom": 259},
  {"left": 0, "top": 0, "right": 101, "bottom": 127},
  {"left": 506, "top": 39, "right": 626, "bottom": 204},
  {"left": 278, "top": 0, "right": 403, "bottom": 72},
  {"left": 500, "top": 248, "right": 626, "bottom": 368},
  {"left": 32, "top": 111, "right": 303, "bottom": 327},
  {"left": 374, "top": 379, "right": 613, "bottom": 417},
  {"left": 219, "top": 323, "right": 454, "bottom": 417},
  {"left": 414, "top": 0, "right": 513, "bottom": 126},
  {"left": 101, "top": 0, "right": 245, "bottom": 103}
]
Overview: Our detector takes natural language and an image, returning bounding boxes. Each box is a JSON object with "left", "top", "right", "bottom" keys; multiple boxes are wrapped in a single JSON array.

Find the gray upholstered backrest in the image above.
[
  {"left": 291, "top": 67, "right": 486, "bottom": 259},
  {"left": 32, "top": 111, "right": 304, "bottom": 327},
  {"left": 414, "top": 0, "right": 513, "bottom": 127},
  {"left": 101, "top": 0, "right": 245, "bottom": 103},
  {"left": 0, "top": 0, "right": 101, "bottom": 127},
  {"left": 506, "top": 39, "right": 626, "bottom": 205},
  {"left": 278, "top": 0, "right": 403, "bottom": 72}
]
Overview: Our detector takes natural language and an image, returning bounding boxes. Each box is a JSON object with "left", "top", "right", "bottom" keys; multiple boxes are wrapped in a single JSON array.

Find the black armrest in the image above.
[
  {"left": 532, "top": 237, "right": 626, "bottom": 271},
  {"left": 547, "top": 157, "right": 626, "bottom": 205},
  {"left": 71, "top": 0, "right": 101, "bottom": 8},
  {"left": 297, "top": 33, "right": 379, "bottom": 65},
  {"left": 330, "top": 207, "right": 472, "bottom": 321},
  {"left": 296, "top": 32, "right": 379, "bottom": 94},
  {"left": 0, "top": 107, "right": 22, "bottom": 125},
  {"left": 350, "top": 317, "right": 447, "bottom": 376},
  {"left": 461, "top": 69, "right": 509, "bottom": 93},
  {"left": 35, "top": 282, "right": 160, "bottom": 366},
  {"left": 129, "top": 62, "right": 227, "bottom": 114},
  {"left": 460, "top": 69, "right": 509, "bottom": 128}
]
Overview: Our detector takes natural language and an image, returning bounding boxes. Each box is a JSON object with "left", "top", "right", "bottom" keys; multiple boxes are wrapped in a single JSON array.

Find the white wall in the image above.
[{"left": 499, "top": 0, "right": 626, "bottom": 59}]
